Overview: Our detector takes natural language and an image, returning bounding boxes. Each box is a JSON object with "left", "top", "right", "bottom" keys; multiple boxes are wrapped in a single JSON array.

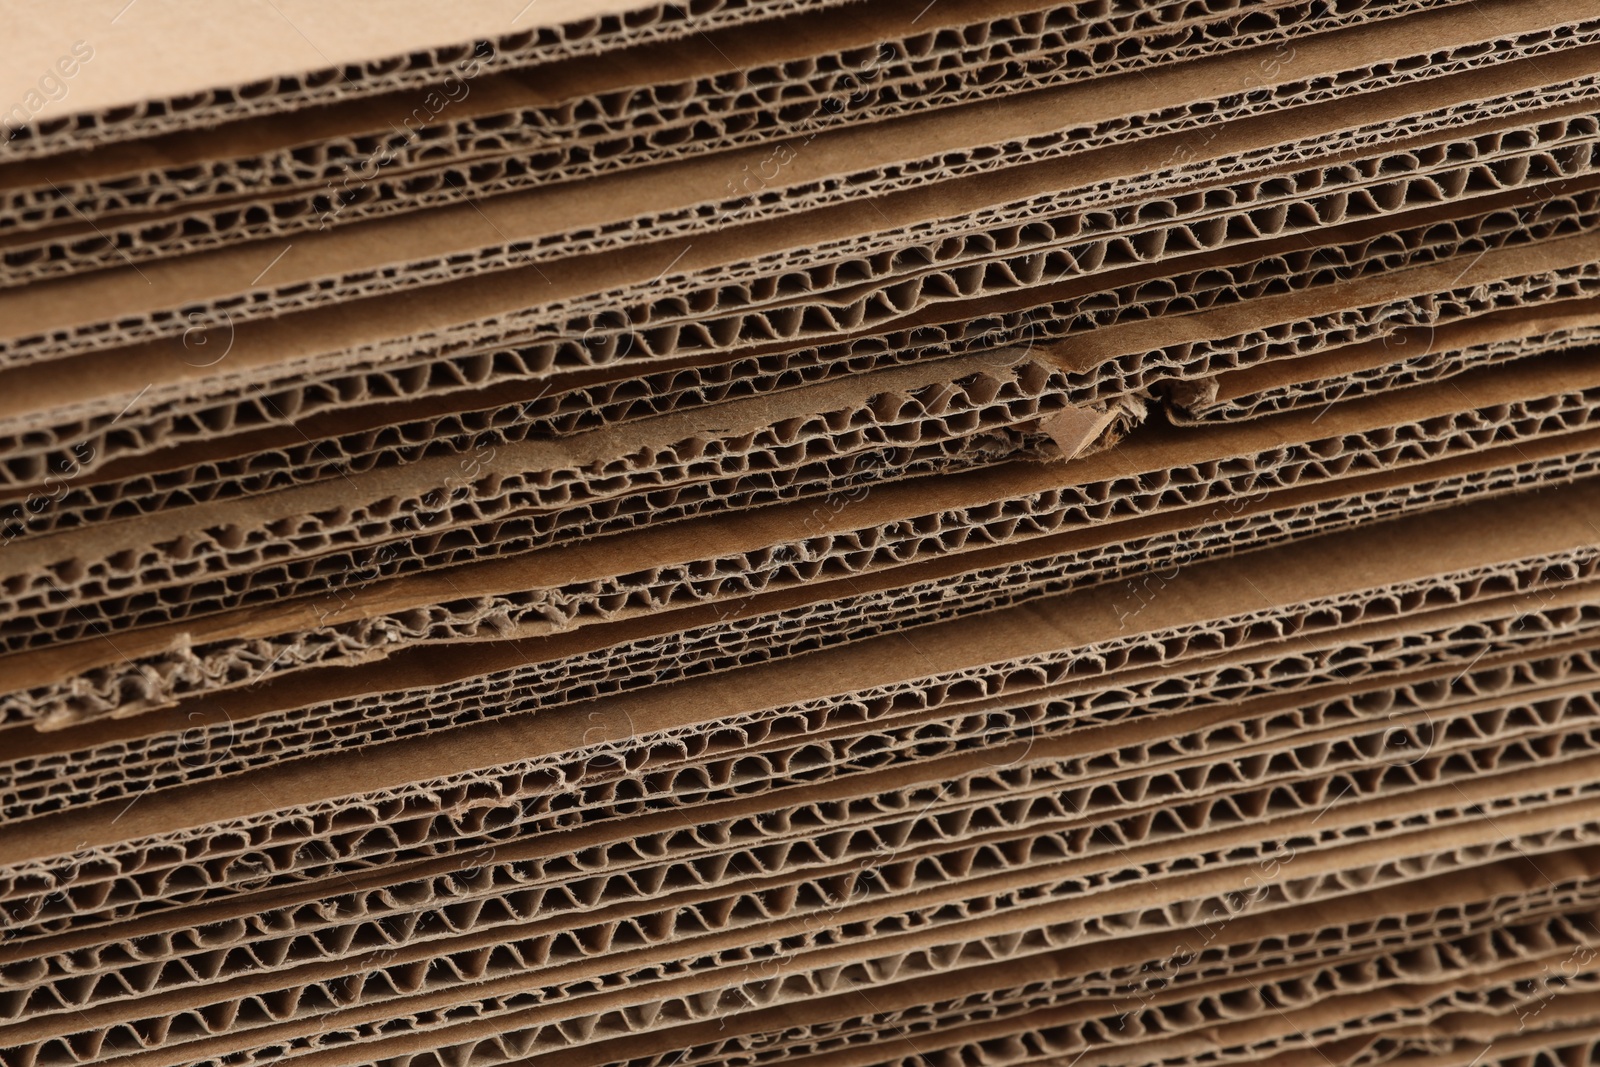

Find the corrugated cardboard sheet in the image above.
[{"left": 5, "top": 2, "right": 1600, "bottom": 1066}]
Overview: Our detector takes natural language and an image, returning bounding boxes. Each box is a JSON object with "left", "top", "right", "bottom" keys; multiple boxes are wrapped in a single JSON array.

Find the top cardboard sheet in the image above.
[{"left": 0, "top": 0, "right": 856, "bottom": 155}]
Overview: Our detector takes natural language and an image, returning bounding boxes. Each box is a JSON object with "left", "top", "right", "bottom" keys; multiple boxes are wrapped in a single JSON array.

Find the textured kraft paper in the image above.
[
  {"left": 27, "top": 714, "right": 1596, "bottom": 990},
  {"left": 21, "top": 764, "right": 1600, "bottom": 1036},
  {"left": 9, "top": 447, "right": 1600, "bottom": 1049},
  {"left": 561, "top": 851, "right": 1600, "bottom": 1050},
  {"left": 0, "top": 0, "right": 1554, "bottom": 343},
  {"left": 0, "top": 0, "right": 861, "bottom": 152},
  {"left": 23, "top": 108, "right": 1600, "bottom": 377},
  {"left": 12, "top": 620, "right": 1600, "bottom": 1055},
  {"left": 18, "top": 779, "right": 1600, "bottom": 1067},
  {"left": 0, "top": 613, "right": 1587, "bottom": 967},
  {"left": 9, "top": 3, "right": 1600, "bottom": 1065},
  {"left": 17, "top": 657, "right": 1600, "bottom": 1021},
  {"left": 5, "top": 165, "right": 1600, "bottom": 506},
  {"left": 0, "top": 0, "right": 1506, "bottom": 218},
  {"left": 10, "top": 427, "right": 1598, "bottom": 831},
  {"left": 17, "top": 638, "right": 1595, "bottom": 961},
  {"left": 2, "top": 167, "right": 1597, "bottom": 523},
  {"left": 0, "top": 0, "right": 1351, "bottom": 213},
  {"left": 20, "top": 584, "right": 1600, "bottom": 881},
  {"left": 12, "top": 409, "right": 1600, "bottom": 777},
  {"left": 12, "top": 687, "right": 1600, "bottom": 998},
  {"left": 12, "top": 144, "right": 1600, "bottom": 495},
  {"left": 0, "top": 358, "right": 1574, "bottom": 735},
  {"left": 18, "top": 809, "right": 1600, "bottom": 1067},
  {"left": 9, "top": 472, "right": 1600, "bottom": 868},
  {"left": 12, "top": 167, "right": 1600, "bottom": 511},
  {"left": 1, "top": 0, "right": 1594, "bottom": 438},
  {"left": 21, "top": 600, "right": 1600, "bottom": 907},
  {"left": 16, "top": 647, "right": 1600, "bottom": 998},
  {"left": 1, "top": 349, "right": 1595, "bottom": 736},
  {"left": 9, "top": 14, "right": 1597, "bottom": 298},
  {"left": 17, "top": 623, "right": 1595, "bottom": 963},
  {"left": 15, "top": 585, "right": 1587, "bottom": 934}
]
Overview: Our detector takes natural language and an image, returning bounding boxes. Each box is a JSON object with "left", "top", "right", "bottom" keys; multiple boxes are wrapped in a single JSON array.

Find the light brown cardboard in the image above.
[
  {"left": 11, "top": 12, "right": 1598, "bottom": 297},
  {"left": 0, "top": 0, "right": 862, "bottom": 158},
  {"left": 2, "top": 350, "right": 1596, "bottom": 737},
  {"left": 10, "top": 5, "right": 1600, "bottom": 1065},
  {"left": 4, "top": 0, "right": 1597, "bottom": 464},
  {"left": 4, "top": 0, "right": 1569, "bottom": 368}
]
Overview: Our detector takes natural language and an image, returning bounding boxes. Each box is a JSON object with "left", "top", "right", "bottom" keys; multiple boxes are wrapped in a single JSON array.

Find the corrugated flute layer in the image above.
[{"left": 5, "top": 3, "right": 1600, "bottom": 1067}]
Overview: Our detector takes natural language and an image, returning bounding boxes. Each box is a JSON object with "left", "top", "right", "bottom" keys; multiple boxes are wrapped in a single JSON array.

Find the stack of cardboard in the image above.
[{"left": 6, "top": 1, "right": 1600, "bottom": 1064}]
